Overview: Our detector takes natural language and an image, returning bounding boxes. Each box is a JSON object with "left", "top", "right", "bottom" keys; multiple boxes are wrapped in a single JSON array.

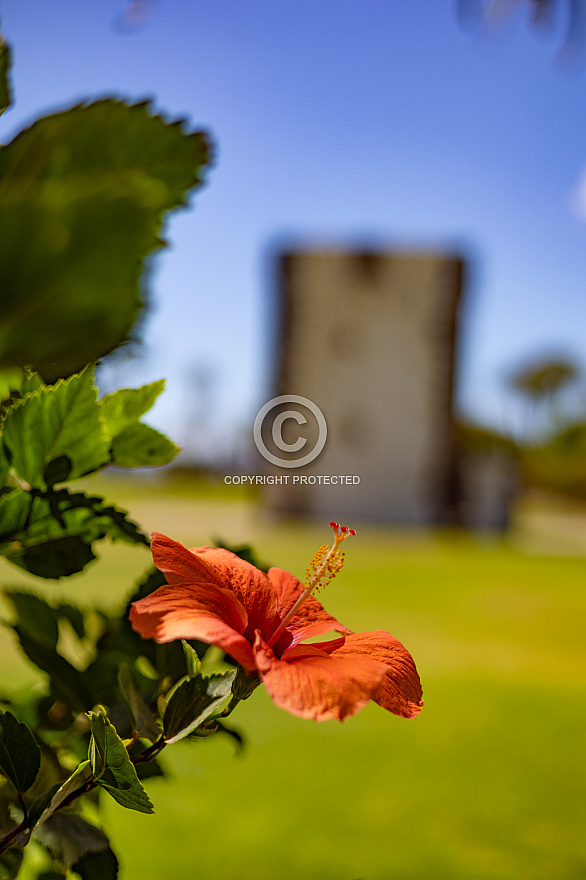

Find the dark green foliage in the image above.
[
  {"left": 12, "top": 628, "right": 94, "bottom": 714},
  {"left": 164, "top": 670, "right": 236, "bottom": 744},
  {"left": 0, "top": 488, "right": 148, "bottom": 579},
  {"left": 33, "top": 763, "right": 92, "bottom": 830},
  {"left": 0, "top": 23, "right": 259, "bottom": 880},
  {"left": 0, "top": 367, "right": 177, "bottom": 578},
  {"left": 88, "top": 708, "right": 154, "bottom": 814},
  {"left": 37, "top": 874, "right": 69, "bottom": 880},
  {"left": 117, "top": 666, "right": 160, "bottom": 742},
  {"left": 72, "top": 846, "right": 119, "bottom": 880},
  {"left": 3, "top": 592, "right": 59, "bottom": 649},
  {"left": 0, "top": 710, "right": 41, "bottom": 794},
  {"left": 35, "top": 813, "right": 112, "bottom": 869},
  {"left": 0, "top": 99, "right": 210, "bottom": 381}
]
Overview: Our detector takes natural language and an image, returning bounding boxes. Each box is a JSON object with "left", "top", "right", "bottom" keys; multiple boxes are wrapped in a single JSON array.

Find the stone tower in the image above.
[{"left": 261, "top": 249, "right": 465, "bottom": 525}]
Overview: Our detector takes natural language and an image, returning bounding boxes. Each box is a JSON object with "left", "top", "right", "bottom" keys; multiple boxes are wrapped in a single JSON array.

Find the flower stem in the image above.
[{"left": 0, "top": 735, "right": 167, "bottom": 856}]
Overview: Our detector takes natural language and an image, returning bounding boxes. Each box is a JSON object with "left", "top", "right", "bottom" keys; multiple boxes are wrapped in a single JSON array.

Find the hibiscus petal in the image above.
[
  {"left": 150, "top": 532, "right": 218, "bottom": 585},
  {"left": 268, "top": 568, "right": 352, "bottom": 649},
  {"left": 151, "top": 533, "right": 278, "bottom": 637},
  {"left": 130, "top": 583, "right": 255, "bottom": 669},
  {"left": 190, "top": 547, "right": 278, "bottom": 635},
  {"left": 267, "top": 566, "right": 305, "bottom": 611},
  {"left": 253, "top": 632, "right": 387, "bottom": 722},
  {"left": 329, "top": 631, "right": 423, "bottom": 718}
]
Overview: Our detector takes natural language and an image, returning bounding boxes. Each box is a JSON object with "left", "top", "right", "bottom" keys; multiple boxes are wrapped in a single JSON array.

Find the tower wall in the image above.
[{"left": 262, "top": 249, "right": 465, "bottom": 525}]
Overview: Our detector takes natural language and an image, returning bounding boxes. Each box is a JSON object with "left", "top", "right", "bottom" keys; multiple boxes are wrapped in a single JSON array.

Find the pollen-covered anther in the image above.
[{"left": 266, "top": 526, "right": 355, "bottom": 647}]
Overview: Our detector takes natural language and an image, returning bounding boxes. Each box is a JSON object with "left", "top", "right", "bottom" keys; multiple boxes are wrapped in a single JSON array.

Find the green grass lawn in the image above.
[{"left": 2, "top": 482, "right": 586, "bottom": 879}]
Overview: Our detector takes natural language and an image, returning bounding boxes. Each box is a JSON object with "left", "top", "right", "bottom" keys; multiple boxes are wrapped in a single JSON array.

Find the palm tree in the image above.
[{"left": 509, "top": 356, "right": 581, "bottom": 440}]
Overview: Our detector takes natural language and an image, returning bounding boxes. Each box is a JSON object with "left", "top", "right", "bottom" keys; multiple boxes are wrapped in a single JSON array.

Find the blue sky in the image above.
[{"left": 2, "top": 0, "right": 586, "bottom": 455}]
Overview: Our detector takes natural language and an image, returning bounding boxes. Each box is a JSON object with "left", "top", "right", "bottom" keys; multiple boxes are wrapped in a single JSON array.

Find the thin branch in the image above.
[{"left": 0, "top": 735, "right": 167, "bottom": 855}]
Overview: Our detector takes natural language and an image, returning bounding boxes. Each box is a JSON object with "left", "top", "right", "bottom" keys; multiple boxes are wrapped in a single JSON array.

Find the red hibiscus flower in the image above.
[{"left": 130, "top": 523, "right": 423, "bottom": 722}]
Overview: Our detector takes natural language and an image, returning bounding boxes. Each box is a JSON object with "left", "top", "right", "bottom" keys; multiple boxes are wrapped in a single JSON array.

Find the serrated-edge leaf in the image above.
[
  {"left": 0, "top": 100, "right": 211, "bottom": 379},
  {"left": 164, "top": 670, "right": 236, "bottom": 744},
  {"left": 182, "top": 640, "right": 201, "bottom": 679},
  {"left": 88, "top": 708, "right": 153, "bottom": 814},
  {"left": 1, "top": 488, "right": 148, "bottom": 577},
  {"left": 2, "top": 367, "right": 110, "bottom": 487},
  {"left": 99, "top": 380, "right": 165, "bottom": 438},
  {"left": 110, "top": 422, "right": 179, "bottom": 469}
]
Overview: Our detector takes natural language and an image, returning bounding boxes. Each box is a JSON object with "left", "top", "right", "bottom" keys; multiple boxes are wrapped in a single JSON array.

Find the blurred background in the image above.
[
  {"left": 3, "top": 0, "right": 586, "bottom": 472},
  {"left": 2, "top": 1, "right": 586, "bottom": 878}
]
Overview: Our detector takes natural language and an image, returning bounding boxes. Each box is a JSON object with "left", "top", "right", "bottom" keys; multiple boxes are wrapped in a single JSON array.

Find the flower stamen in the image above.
[{"left": 267, "top": 522, "right": 356, "bottom": 647}]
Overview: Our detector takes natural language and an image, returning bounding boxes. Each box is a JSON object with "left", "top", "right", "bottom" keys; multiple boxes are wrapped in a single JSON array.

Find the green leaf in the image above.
[
  {"left": 88, "top": 708, "right": 154, "bottom": 814},
  {"left": 99, "top": 380, "right": 165, "bottom": 437},
  {"left": 0, "top": 489, "right": 31, "bottom": 542},
  {"left": 2, "top": 368, "right": 109, "bottom": 488},
  {"left": 0, "top": 709, "right": 41, "bottom": 794},
  {"left": 3, "top": 591, "right": 59, "bottom": 649},
  {"left": 6, "top": 536, "right": 96, "bottom": 579},
  {"left": 57, "top": 603, "right": 85, "bottom": 639},
  {"left": 182, "top": 640, "right": 202, "bottom": 679},
  {"left": 4, "top": 592, "right": 85, "bottom": 649},
  {"left": 0, "top": 99, "right": 210, "bottom": 381},
  {"left": 117, "top": 666, "right": 160, "bottom": 743},
  {"left": 0, "top": 446, "right": 8, "bottom": 486},
  {"left": 98, "top": 379, "right": 178, "bottom": 467},
  {"left": 12, "top": 628, "right": 94, "bottom": 713},
  {"left": 163, "top": 670, "right": 236, "bottom": 744},
  {"left": 0, "top": 488, "right": 148, "bottom": 578},
  {"left": 20, "top": 372, "right": 44, "bottom": 396},
  {"left": 0, "top": 36, "right": 12, "bottom": 117},
  {"left": 72, "top": 846, "right": 119, "bottom": 880},
  {"left": 231, "top": 665, "right": 262, "bottom": 702},
  {"left": 110, "top": 422, "right": 179, "bottom": 468},
  {"left": 27, "top": 783, "right": 63, "bottom": 830},
  {"left": 34, "top": 813, "right": 112, "bottom": 870},
  {"left": 34, "top": 761, "right": 92, "bottom": 828}
]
